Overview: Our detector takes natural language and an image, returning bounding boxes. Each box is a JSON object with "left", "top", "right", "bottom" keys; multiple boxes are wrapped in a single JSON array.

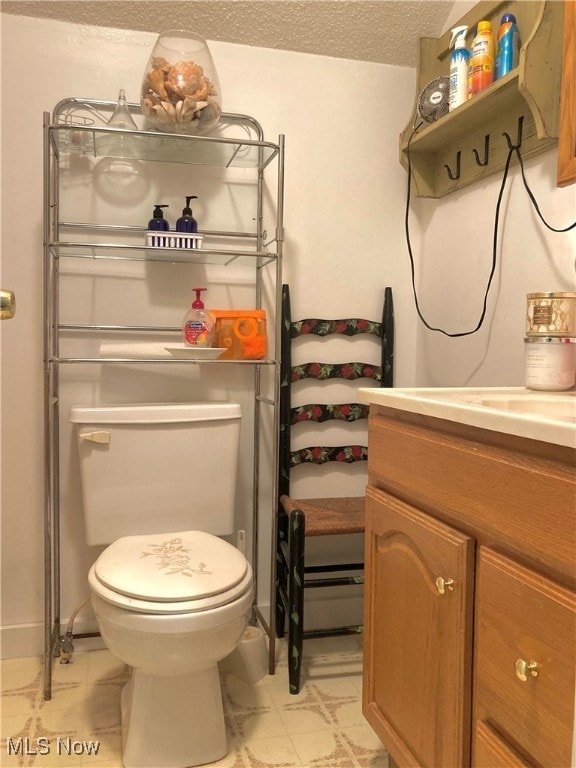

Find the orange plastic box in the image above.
[{"left": 212, "top": 310, "right": 267, "bottom": 360}]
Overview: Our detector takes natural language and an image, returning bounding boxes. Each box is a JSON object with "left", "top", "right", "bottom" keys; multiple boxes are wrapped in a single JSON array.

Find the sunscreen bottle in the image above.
[
  {"left": 449, "top": 26, "right": 469, "bottom": 111},
  {"left": 496, "top": 13, "right": 519, "bottom": 79},
  {"left": 467, "top": 25, "right": 476, "bottom": 100},
  {"left": 471, "top": 20, "right": 494, "bottom": 95},
  {"left": 182, "top": 288, "right": 214, "bottom": 347}
]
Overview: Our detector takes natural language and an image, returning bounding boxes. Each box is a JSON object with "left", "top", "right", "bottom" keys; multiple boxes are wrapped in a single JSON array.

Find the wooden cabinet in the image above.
[{"left": 363, "top": 407, "right": 576, "bottom": 768}]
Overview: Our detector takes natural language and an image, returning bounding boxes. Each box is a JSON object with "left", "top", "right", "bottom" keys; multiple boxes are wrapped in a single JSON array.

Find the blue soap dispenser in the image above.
[
  {"left": 148, "top": 204, "right": 169, "bottom": 231},
  {"left": 176, "top": 196, "right": 198, "bottom": 233}
]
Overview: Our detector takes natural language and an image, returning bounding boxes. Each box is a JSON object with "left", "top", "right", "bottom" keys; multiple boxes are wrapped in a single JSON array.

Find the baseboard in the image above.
[
  {"left": 271, "top": 591, "right": 364, "bottom": 636},
  {"left": 304, "top": 591, "right": 364, "bottom": 631},
  {"left": 1, "top": 617, "right": 106, "bottom": 660},
  {"left": 255, "top": 590, "right": 363, "bottom": 636},
  {"left": 2, "top": 594, "right": 362, "bottom": 660},
  {"left": 1, "top": 623, "right": 45, "bottom": 659}
]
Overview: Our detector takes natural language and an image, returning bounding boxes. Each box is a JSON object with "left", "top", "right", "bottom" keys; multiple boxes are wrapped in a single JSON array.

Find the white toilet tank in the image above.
[{"left": 70, "top": 402, "right": 242, "bottom": 546}]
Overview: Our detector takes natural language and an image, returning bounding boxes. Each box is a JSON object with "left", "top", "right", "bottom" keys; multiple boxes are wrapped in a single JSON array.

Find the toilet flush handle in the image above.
[{"left": 79, "top": 431, "right": 110, "bottom": 444}]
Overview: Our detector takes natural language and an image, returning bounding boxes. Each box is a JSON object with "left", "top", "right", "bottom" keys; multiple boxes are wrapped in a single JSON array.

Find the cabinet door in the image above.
[
  {"left": 474, "top": 547, "right": 576, "bottom": 768},
  {"left": 363, "top": 486, "right": 475, "bottom": 768}
]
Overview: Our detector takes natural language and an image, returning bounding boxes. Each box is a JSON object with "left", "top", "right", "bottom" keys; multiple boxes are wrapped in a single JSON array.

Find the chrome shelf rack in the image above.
[{"left": 43, "top": 97, "right": 284, "bottom": 699}]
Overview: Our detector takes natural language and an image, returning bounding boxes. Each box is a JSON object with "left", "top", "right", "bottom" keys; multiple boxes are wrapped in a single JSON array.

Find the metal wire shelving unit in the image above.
[{"left": 43, "top": 97, "right": 284, "bottom": 699}]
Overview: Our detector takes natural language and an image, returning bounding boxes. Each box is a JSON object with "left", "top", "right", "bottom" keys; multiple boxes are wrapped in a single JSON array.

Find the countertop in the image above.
[{"left": 358, "top": 387, "right": 576, "bottom": 449}]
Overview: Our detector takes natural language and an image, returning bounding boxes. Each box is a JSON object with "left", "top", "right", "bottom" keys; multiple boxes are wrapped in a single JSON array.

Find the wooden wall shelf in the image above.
[{"left": 400, "top": 1, "right": 565, "bottom": 198}]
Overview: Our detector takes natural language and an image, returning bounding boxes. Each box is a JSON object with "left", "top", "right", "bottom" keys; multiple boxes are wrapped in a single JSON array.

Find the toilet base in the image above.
[{"left": 121, "top": 665, "right": 227, "bottom": 768}]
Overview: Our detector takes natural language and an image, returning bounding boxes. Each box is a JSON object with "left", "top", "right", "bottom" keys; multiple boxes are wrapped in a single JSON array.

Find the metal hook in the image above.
[
  {"left": 503, "top": 115, "right": 524, "bottom": 151},
  {"left": 444, "top": 151, "right": 461, "bottom": 180},
  {"left": 472, "top": 135, "right": 490, "bottom": 167}
]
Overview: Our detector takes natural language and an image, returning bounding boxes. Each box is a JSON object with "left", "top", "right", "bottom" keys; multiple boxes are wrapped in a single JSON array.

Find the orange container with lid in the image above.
[{"left": 212, "top": 310, "right": 267, "bottom": 360}]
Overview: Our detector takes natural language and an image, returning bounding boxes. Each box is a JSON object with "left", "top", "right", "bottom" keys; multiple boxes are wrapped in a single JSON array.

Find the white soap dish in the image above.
[{"left": 164, "top": 345, "right": 225, "bottom": 360}]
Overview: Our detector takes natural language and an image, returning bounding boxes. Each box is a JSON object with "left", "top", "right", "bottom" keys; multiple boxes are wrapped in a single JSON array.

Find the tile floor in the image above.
[{"left": 1, "top": 635, "right": 388, "bottom": 768}]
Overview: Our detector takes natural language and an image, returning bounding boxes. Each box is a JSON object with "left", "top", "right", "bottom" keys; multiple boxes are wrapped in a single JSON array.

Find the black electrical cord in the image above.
[{"left": 405, "top": 125, "right": 576, "bottom": 337}]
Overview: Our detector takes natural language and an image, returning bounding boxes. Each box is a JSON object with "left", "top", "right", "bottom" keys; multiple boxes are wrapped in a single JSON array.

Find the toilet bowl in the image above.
[{"left": 88, "top": 529, "right": 253, "bottom": 768}]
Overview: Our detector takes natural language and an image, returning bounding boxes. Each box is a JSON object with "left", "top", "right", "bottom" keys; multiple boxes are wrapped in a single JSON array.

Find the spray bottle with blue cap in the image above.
[{"left": 449, "top": 25, "right": 469, "bottom": 111}]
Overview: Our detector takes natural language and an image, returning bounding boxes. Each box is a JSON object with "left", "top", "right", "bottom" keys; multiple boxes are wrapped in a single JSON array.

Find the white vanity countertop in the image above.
[{"left": 358, "top": 387, "right": 576, "bottom": 449}]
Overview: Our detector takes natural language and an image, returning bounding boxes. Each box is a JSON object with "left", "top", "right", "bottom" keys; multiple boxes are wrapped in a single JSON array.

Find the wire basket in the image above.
[
  {"left": 56, "top": 114, "right": 96, "bottom": 154},
  {"left": 145, "top": 232, "right": 204, "bottom": 249}
]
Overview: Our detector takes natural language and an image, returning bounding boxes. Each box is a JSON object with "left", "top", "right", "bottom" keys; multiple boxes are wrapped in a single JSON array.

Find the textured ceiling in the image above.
[{"left": 0, "top": 1, "right": 455, "bottom": 67}]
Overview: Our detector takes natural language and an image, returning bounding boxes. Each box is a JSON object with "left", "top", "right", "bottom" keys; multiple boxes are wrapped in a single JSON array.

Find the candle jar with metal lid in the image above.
[{"left": 526, "top": 292, "right": 576, "bottom": 337}]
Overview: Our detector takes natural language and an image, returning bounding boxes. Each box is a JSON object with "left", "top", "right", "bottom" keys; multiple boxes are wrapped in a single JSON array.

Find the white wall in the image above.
[
  {"left": 0, "top": 14, "right": 416, "bottom": 656},
  {"left": 412, "top": 0, "right": 576, "bottom": 385},
  {"left": 412, "top": 158, "right": 575, "bottom": 385}
]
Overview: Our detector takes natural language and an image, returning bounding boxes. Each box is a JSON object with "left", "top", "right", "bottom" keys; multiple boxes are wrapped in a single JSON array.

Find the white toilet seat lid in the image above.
[
  {"left": 89, "top": 563, "right": 253, "bottom": 614},
  {"left": 93, "top": 530, "right": 247, "bottom": 603}
]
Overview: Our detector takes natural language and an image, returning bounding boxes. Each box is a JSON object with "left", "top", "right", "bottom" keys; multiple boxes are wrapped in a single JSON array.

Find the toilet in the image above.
[{"left": 69, "top": 402, "right": 253, "bottom": 768}]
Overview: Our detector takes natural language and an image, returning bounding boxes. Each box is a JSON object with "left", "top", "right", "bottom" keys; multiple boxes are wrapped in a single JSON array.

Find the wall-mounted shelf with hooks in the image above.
[{"left": 400, "top": 0, "right": 565, "bottom": 198}]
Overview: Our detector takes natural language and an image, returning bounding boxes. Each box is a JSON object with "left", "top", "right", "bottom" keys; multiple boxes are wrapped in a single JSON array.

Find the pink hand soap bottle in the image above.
[{"left": 182, "top": 288, "right": 214, "bottom": 347}]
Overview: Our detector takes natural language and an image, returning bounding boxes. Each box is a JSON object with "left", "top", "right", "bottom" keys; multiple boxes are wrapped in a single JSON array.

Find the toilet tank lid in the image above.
[{"left": 69, "top": 402, "right": 241, "bottom": 424}]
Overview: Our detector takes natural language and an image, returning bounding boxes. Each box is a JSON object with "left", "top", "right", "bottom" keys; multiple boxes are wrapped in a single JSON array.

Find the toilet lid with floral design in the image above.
[{"left": 93, "top": 530, "right": 248, "bottom": 603}]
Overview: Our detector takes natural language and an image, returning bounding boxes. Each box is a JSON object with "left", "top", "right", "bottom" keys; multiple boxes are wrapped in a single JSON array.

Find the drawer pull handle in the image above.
[
  {"left": 515, "top": 658, "right": 539, "bottom": 681},
  {"left": 435, "top": 576, "right": 454, "bottom": 595}
]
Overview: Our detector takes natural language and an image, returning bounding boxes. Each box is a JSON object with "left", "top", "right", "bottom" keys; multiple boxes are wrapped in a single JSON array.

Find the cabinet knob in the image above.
[
  {"left": 515, "top": 658, "right": 539, "bottom": 681},
  {"left": 435, "top": 576, "right": 454, "bottom": 595},
  {"left": 0, "top": 289, "right": 15, "bottom": 320}
]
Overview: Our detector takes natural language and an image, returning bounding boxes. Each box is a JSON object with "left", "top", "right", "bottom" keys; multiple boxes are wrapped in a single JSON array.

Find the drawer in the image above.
[
  {"left": 474, "top": 547, "right": 576, "bottom": 768},
  {"left": 367, "top": 414, "right": 576, "bottom": 580},
  {"left": 474, "top": 721, "right": 532, "bottom": 767}
]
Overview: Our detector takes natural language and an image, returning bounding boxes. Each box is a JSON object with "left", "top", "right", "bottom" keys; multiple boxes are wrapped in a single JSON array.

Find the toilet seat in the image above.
[{"left": 89, "top": 530, "right": 251, "bottom": 614}]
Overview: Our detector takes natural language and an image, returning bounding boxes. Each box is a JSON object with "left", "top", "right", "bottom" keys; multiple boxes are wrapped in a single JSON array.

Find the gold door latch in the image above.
[
  {"left": 435, "top": 576, "right": 455, "bottom": 595},
  {"left": 515, "top": 658, "right": 539, "bottom": 681},
  {"left": 0, "top": 289, "right": 15, "bottom": 320}
]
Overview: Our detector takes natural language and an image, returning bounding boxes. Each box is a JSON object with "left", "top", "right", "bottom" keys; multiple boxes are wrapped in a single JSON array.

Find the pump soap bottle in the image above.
[
  {"left": 182, "top": 288, "right": 214, "bottom": 347},
  {"left": 176, "top": 196, "right": 199, "bottom": 233},
  {"left": 148, "top": 204, "right": 169, "bottom": 231},
  {"left": 449, "top": 26, "right": 469, "bottom": 111}
]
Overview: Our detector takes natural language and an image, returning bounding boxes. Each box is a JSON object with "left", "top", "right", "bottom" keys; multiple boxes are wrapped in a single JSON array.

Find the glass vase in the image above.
[{"left": 141, "top": 31, "right": 222, "bottom": 135}]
